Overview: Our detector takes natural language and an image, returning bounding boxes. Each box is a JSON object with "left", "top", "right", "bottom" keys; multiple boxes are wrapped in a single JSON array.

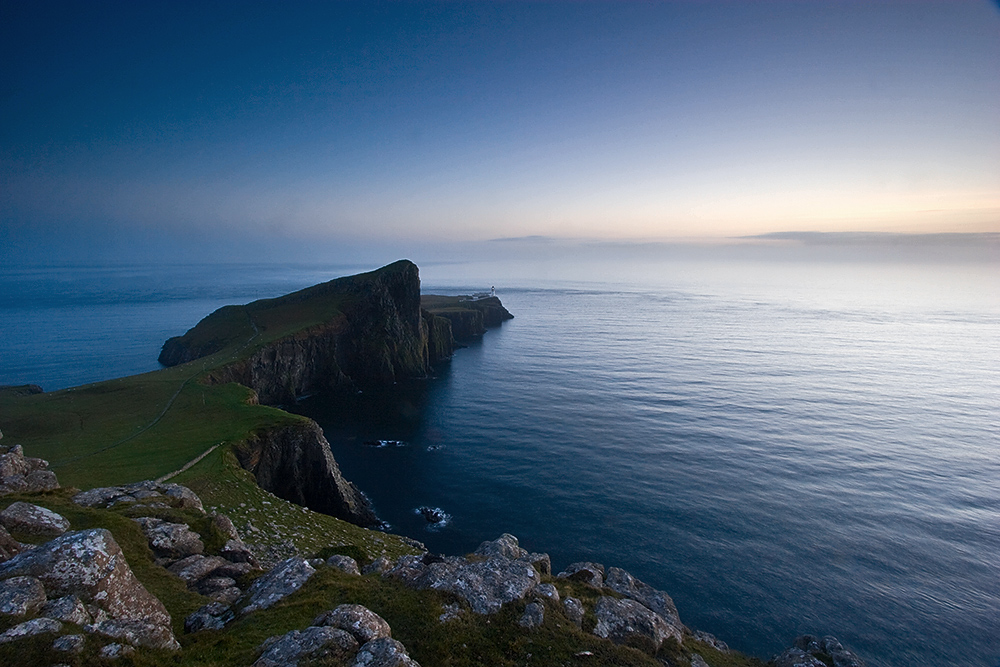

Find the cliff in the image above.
[{"left": 233, "top": 419, "right": 378, "bottom": 527}]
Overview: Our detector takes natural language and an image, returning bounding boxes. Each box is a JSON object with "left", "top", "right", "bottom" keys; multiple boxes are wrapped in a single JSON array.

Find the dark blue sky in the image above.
[{"left": 2, "top": 1, "right": 998, "bottom": 261}]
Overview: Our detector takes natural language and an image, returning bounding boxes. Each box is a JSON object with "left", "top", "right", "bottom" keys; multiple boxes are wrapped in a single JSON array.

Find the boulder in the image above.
[
  {"left": 557, "top": 562, "right": 605, "bottom": 588},
  {"left": 0, "top": 525, "right": 28, "bottom": 562},
  {"left": 240, "top": 557, "right": 316, "bottom": 615},
  {"left": 254, "top": 626, "right": 359, "bottom": 667},
  {"left": 86, "top": 618, "right": 181, "bottom": 650},
  {"left": 519, "top": 601, "right": 544, "bottom": 629},
  {"left": 24, "top": 470, "right": 59, "bottom": 493},
  {"left": 211, "top": 513, "right": 240, "bottom": 540},
  {"left": 603, "top": 567, "right": 683, "bottom": 637},
  {"left": 532, "top": 582, "right": 560, "bottom": 604},
  {"left": 692, "top": 629, "right": 729, "bottom": 652},
  {"left": 562, "top": 597, "right": 584, "bottom": 627},
  {"left": 185, "top": 601, "right": 234, "bottom": 633},
  {"left": 362, "top": 556, "right": 394, "bottom": 575},
  {"left": 72, "top": 481, "right": 203, "bottom": 513},
  {"left": 0, "top": 445, "right": 60, "bottom": 496},
  {"left": 526, "top": 552, "right": 551, "bottom": 576},
  {"left": 41, "top": 595, "right": 92, "bottom": 625},
  {"left": 0, "top": 616, "right": 61, "bottom": 643},
  {"left": 474, "top": 533, "right": 526, "bottom": 560},
  {"left": 314, "top": 604, "right": 391, "bottom": 644},
  {"left": 0, "top": 445, "right": 28, "bottom": 478},
  {"left": 0, "top": 575, "right": 46, "bottom": 615},
  {"left": 220, "top": 538, "right": 259, "bottom": 567},
  {"left": 327, "top": 554, "right": 361, "bottom": 575},
  {"left": 592, "top": 596, "right": 681, "bottom": 647},
  {"left": 99, "top": 642, "right": 134, "bottom": 659},
  {"left": 691, "top": 655, "right": 710, "bottom": 667},
  {"left": 0, "top": 529, "right": 173, "bottom": 630},
  {"left": 0, "top": 502, "right": 69, "bottom": 536},
  {"left": 168, "top": 554, "right": 230, "bottom": 584},
  {"left": 386, "top": 551, "right": 540, "bottom": 615},
  {"left": 53, "top": 633, "right": 86, "bottom": 654},
  {"left": 352, "top": 637, "right": 420, "bottom": 667},
  {"left": 787, "top": 635, "right": 867, "bottom": 667},
  {"left": 773, "top": 648, "right": 828, "bottom": 667},
  {"left": 134, "top": 517, "right": 204, "bottom": 559}
]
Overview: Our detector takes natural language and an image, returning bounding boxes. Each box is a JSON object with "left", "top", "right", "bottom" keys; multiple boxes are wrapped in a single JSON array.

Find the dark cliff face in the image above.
[
  {"left": 424, "top": 296, "right": 514, "bottom": 341},
  {"left": 233, "top": 420, "right": 378, "bottom": 527}
]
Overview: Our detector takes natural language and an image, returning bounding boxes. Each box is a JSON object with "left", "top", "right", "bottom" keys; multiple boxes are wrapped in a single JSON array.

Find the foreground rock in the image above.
[
  {"left": 240, "top": 557, "right": 316, "bottom": 615},
  {"left": 593, "top": 596, "right": 682, "bottom": 648},
  {"left": 73, "top": 480, "right": 204, "bottom": 513},
  {"left": 0, "top": 575, "right": 46, "bottom": 615},
  {"left": 604, "top": 566, "right": 684, "bottom": 639},
  {"left": 0, "top": 502, "right": 70, "bottom": 536},
  {"left": 774, "top": 635, "right": 867, "bottom": 667},
  {"left": 386, "top": 535, "right": 542, "bottom": 614},
  {"left": 254, "top": 603, "right": 417, "bottom": 667},
  {"left": 0, "top": 528, "right": 179, "bottom": 649},
  {"left": 0, "top": 526, "right": 28, "bottom": 563},
  {"left": 0, "top": 444, "right": 59, "bottom": 496}
]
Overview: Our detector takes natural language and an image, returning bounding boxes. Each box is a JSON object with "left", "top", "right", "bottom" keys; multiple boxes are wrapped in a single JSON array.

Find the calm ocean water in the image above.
[{"left": 1, "top": 258, "right": 998, "bottom": 667}]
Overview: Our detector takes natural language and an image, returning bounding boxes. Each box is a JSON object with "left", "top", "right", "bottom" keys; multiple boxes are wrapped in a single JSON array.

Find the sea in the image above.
[{"left": 1, "top": 254, "right": 997, "bottom": 667}]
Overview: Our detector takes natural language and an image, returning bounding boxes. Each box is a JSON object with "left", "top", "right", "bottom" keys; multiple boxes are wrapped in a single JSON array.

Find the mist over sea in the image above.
[{"left": 1, "top": 253, "right": 998, "bottom": 667}]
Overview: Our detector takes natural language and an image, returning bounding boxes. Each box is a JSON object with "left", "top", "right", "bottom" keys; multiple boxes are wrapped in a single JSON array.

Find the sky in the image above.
[{"left": 1, "top": 1, "right": 999, "bottom": 263}]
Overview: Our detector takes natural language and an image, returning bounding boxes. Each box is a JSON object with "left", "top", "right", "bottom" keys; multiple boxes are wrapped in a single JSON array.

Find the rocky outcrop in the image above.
[
  {"left": 422, "top": 295, "right": 514, "bottom": 340},
  {"left": 0, "top": 528, "right": 179, "bottom": 650},
  {"left": 240, "top": 557, "right": 316, "bottom": 615},
  {"left": 253, "top": 603, "right": 418, "bottom": 667},
  {"left": 0, "top": 444, "right": 59, "bottom": 496},
  {"left": 234, "top": 420, "right": 377, "bottom": 526},
  {"left": 0, "top": 502, "right": 70, "bottom": 536},
  {"left": 774, "top": 635, "right": 867, "bottom": 667},
  {"left": 73, "top": 480, "right": 204, "bottom": 512},
  {"left": 593, "top": 596, "right": 682, "bottom": 647},
  {"left": 385, "top": 535, "right": 542, "bottom": 614}
]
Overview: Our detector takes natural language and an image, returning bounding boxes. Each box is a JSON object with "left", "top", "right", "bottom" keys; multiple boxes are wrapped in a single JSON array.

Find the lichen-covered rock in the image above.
[
  {"left": 254, "top": 626, "right": 359, "bottom": 667},
  {"left": 53, "top": 633, "right": 86, "bottom": 653},
  {"left": 133, "top": 517, "right": 204, "bottom": 559},
  {"left": 557, "top": 562, "right": 605, "bottom": 588},
  {"left": 0, "top": 529, "right": 173, "bottom": 631},
  {"left": 314, "top": 604, "right": 391, "bottom": 644},
  {"left": 0, "top": 525, "right": 28, "bottom": 563},
  {"left": 185, "top": 601, "right": 233, "bottom": 633},
  {"left": 0, "top": 445, "right": 59, "bottom": 496},
  {"left": 0, "top": 575, "right": 46, "bottom": 615},
  {"left": 593, "top": 596, "right": 681, "bottom": 647},
  {"left": 86, "top": 618, "right": 181, "bottom": 650},
  {"left": 72, "top": 481, "right": 203, "bottom": 513},
  {"left": 327, "top": 554, "right": 361, "bottom": 575},
  {"left": 562, "top": 597, "right": 584, "bottom": 627},
  {"left": 0, "top": 502, "right": 70, "bottom": 536},
  {"left": 532, "top": 583, "right": 560, "bottom": 604},
  {"left": 692, "top": 630, "right": 729, "bottom": 652},
  {"left": 603, "top": 566, "right": 683, "bottom": 638},
  {"left": 352, "top": 637, "right": 420, "bottom": 667},
  {"left": 363, "top": 555, "right": 393, "bottom": 575},
  {"left": 40, "top": 595, "right": 92, "bottom": 625},
  {"left": 240, "top": 557, "right": 316, "bottom": 615},
  {"left": 474, "top": 533, "right": 526, "bottom": 560},
  {"left": 386, "top": 550, "right": 540, "bottom": 615},
  {"left": 772, "top": 648, "right": 828, "bottom": 667},
  {"left": 785, "top": 635, "right": 867, "bottom": 667},
  {"left": 168, "top": 554, "right": 230, "bottom": 584},
  {"left": 0, "top": 616, "right": 61, "bottom": 643},
  {"left": 99, "top": 642, "right": 134, "bottom": 659},
  {"left": 519, "top": 601, "right": 544, "bottom": 629},
  {"left": 220, "top": 538, "right": 259, "bottom": 567}
]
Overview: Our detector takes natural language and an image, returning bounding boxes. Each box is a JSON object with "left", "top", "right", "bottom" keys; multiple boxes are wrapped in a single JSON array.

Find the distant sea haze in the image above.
[{"left": 2, "top": 257, "right": 998, "bottom": 667}]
